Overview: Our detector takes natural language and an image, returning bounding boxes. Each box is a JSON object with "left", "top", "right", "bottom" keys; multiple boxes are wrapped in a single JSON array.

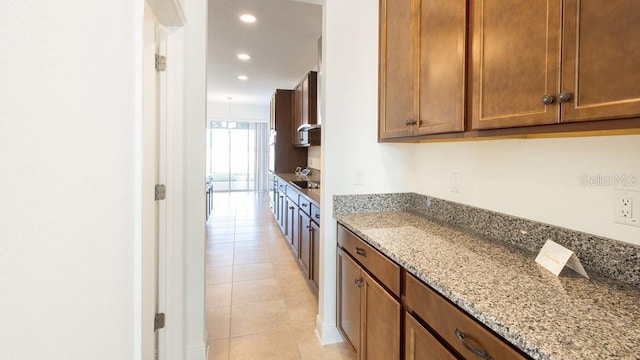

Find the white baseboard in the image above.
[
  {"left": 315, "top": 314, "right": 344, "bottom": 345},
  {"left": 186, "top": 344, "right": 207, "bottom": 360}
]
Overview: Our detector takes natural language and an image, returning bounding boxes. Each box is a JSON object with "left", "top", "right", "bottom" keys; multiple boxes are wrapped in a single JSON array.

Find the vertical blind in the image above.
[{"left": 207, "top": 120, "right": 268, "bottom": 192}]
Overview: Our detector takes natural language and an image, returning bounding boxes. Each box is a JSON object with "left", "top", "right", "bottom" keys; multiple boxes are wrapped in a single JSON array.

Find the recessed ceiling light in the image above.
[
  {"left": 237, "top": 75, "right": 248, "bottom": 81},
  {"left": 237, "top": 53, "right": 251, "bottom": 60},
  {"left": 239, "top": 14, "right": 256, "bottom": 23}
]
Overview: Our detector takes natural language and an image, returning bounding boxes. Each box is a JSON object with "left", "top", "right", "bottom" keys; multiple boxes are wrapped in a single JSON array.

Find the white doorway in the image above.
[
  {"left": 207, "top": 120, "right": 269, "bottom": 193},
  {"left": 142, "top": 4, "right": 168, "bottom": 359}
]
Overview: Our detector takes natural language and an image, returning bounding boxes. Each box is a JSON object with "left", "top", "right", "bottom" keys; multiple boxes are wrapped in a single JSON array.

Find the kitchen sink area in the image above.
[{"left": 289, "top": 180, "right": 320, "bottom": 189}]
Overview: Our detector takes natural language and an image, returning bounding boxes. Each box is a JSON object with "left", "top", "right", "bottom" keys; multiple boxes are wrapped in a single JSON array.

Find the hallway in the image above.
[{"left": 205, "top": 192, "right": 354, "bottom": 360}]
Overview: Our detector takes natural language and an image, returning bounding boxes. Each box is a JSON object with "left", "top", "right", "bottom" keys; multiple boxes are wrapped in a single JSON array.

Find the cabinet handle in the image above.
[
  {"left": 289, "top": 206, "right": 294, "bottom": 210},
  {"left": 355, "top": 247, "right": 366, "bottom": 257},
  {"left": 454, "top": 329, "right": 493, "bottom": 360},
  {"left": 315, "top": 214, "right": 320, "bottom": 219},
  {"left": 302, "top": 203, "right": 308, "bottom": 207},
  {"left": 410, "top": 120, "right": 417, "bottom": 125},
  {"left": 405, "top": 120, "right": 412, "bottom": 126},
  {"left": 558, "top": 91, "right": 572, "bottom": 103},
  {"left": 541, "top": 94, "right": 555, "bottom": 105},
  {"left": 354, "top": 278, "right": 364, "bottom": 287}
]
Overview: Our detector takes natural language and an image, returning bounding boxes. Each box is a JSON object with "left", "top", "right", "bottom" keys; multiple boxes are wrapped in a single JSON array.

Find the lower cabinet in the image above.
[
  {"left": 285, "top": 196, "right": 298, "bottom": 256},
  {"left": 405, "top": 273, "right": 529, "bottom": 360},
  {"left": 405, "top": 312, "right": 456, "bottom": 360},
  {"left": 272, "top": 175, "right": 321, "bottom": 297},
  {"left": 337, "top": 224, "right": 531, "bottom": 360},
  {"left": 299, "top": 210, "right": 311, "bottom": 276},
  {"left": 337, "top": 248, "right": 362, "bottom": 356},
  {"left": 277, "top": 192, "right": 286, "bottom": 233},
  {"left": 337, "top": 243, "right": 401, "bottom": 359},
  {"left": 310, "top": 219, "right": 320, "bottom": 290}
]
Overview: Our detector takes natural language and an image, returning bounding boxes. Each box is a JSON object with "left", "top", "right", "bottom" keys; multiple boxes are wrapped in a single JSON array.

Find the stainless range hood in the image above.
[{"left": 297, "top": 123, "right": 322, "bottom": 132}]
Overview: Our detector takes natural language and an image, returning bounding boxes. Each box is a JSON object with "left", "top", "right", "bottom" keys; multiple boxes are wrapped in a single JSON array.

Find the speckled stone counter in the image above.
[
  {"left": 274, "top": 173, "right": 320, "bottom": 205},
  {"left": 334, "top": 210, "right": 640, "bottom": 360}
]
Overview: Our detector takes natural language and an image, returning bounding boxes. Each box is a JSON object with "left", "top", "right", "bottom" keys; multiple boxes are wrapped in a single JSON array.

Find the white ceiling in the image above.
[{"left": 207, "top": 0, "right": 322, "bottom": 106}]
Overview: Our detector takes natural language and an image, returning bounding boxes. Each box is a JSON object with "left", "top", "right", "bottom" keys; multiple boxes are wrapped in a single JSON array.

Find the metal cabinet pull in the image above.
[
  {"left": 354, "top": 278, "right": 364, "bottom": 287},
  {"left": 355, "top": 247, "right": 366, "bottom": 257},
  {"left": 541, "top": 94, "right": 555, "bottom": 105},
  {"left": 405, "top": 120, "right": 412, "bottom": 126},
  {"left": 558, "top": 91, "right": 572, "bottom": 103},
  {"left": 289, "top": 206, "right": 294, "bottom": 210},
  {"left": 454, "top": 329, "right": 492, "bottom": 360},
  {"left": 301, "top": 203, "right": 308, "bottom": 207},
  {"left": 315, "top": 214, "right": 320, "bottom": 219}
]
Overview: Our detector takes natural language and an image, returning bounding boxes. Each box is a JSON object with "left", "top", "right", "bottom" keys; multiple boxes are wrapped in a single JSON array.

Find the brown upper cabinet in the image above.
[
  {"left": 379, "top": 0, "right": 467, "bottom": 140},
  {"left": 271, "top": 90, "right": 307, "bottom": 172},
  {"left": 471, "top": 0, "right": 640, "bottom": 130},
  {"left": 292, "top": 71, "right": 319, "bottom": 147}
]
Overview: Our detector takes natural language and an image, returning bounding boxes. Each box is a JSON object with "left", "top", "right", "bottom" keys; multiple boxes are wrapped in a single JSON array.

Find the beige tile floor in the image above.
[{"left": 206, "top": 192, "right": 355, "bottom": 360}]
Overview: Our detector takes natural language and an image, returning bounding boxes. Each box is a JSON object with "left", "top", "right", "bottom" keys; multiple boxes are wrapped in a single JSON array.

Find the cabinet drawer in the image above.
[
  {"left": 277, "top": 179, "right": 287, "bottom": 192},
  {"left": 337, "top": 225, "right": 400, "bottom": 297},
  {"left": 299, "top": 196, "right": 311, "bottom": 216},
  {"left": 405, "top": 273, "right": 528, "bottom": 360},
  {"left": 311, "top": 203, "right": 320, "bottom": 223},
  {"left": 286, "top": 186, "right": 299, "bottom": 205}
]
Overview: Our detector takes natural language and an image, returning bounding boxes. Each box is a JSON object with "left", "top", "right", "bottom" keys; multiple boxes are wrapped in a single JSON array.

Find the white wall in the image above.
[
  {"left": 0, "top": 1, "right": 142, "bottom": 359},
  {"left": 183, "top": 0, "right": 208, "bottom": 359},
  {"left": 308, "top": 146, "right": 322, "bottom": 170},
  {"left": 207, "top": 101, "right": 269, "bottom": 122},
  {"left": 318, "top": 0, "right": 414, "bottom": 344},
  {"left": 412, "top": 136, "right": 640, "bottom": 245}
]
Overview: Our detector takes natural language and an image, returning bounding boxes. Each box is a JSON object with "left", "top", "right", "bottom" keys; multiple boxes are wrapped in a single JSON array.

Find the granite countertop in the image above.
[
  {"left": 274, "top": 173, "right": 320, "bottom": 205},
  {"left": 334, "top": 211, "right": 640, "bottom": 360}
]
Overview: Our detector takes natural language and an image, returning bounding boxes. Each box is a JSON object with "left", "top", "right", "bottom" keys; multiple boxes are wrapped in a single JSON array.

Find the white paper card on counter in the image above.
[{"left": 535, "top": 240, "right": 589, "bottom": 278}]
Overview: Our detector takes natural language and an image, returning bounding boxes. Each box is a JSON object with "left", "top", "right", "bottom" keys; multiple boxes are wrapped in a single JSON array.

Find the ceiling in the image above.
[{"left": 207, "top": 0, "right": 322, "bottom": 106}]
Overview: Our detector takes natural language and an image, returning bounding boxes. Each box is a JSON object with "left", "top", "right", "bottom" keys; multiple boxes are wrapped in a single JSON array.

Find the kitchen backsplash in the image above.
[
  {"left": 334, "top": 192, "right": 640, "bottom": 287},
  {"left": 307, "top": 146, "right": 321, "bottom": 170}
]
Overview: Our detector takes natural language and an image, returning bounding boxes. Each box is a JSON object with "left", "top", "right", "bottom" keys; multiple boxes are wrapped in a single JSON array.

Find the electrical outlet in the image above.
[
  {"left": 621, "top": 198, "right": 632, "bottom": 218},
  {"left": 354, "top": 168, "right": 364, "bottom": 186},
  {"left": 613, "top": 190, "right": 640, "bottom": 227},
  {"left": 451, "top": 173, "right": 461, "bottom": 193}
]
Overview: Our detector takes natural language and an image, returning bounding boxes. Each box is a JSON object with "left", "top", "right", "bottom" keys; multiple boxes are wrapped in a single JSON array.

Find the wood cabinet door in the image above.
[
  {"left": 379, "top": 0, "right": 414, "bottom": 140},
  {"left": 362, "top": 271, "right": 401, "bottom": 360},
  {"left": 560, "top": 0, "right": 640, "bottom": 122},
  {"left": 404, "top": 312, "right": 457, "bottom": 360},
  {"left": 415, "top": 0, "right": 466, "bottom": 135},
  {"left": 310, "top": 220, "right": 320, "bottom": 290},
  {"left": 298, "top": 210, "right": 311, "bottom": 276},
  {"left": 278, "top": 193, "right": 286, "bottom": 232},
  {"left": 471, "top": 0, "right": 562, "bottom": 129},
  {"left": 337, "top": 249, "right": 362, "bottom": 357},
  {"left": 288, "top": 200, "right": 299, "bottom": 256},
  {"left": 292, "top": 83, "right": 305, "bottom": 145},
  {"left": 302, "top": 77, "right": 309, "bottom": 126}
]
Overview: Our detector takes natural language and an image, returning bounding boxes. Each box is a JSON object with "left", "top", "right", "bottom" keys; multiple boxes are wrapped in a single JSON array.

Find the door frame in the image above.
[{"left": 142, "top": 1, "right": 186, "bottom": 360}]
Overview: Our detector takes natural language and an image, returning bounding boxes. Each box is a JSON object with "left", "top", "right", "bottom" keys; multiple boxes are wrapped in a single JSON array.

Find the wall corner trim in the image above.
[{"left": 315, "top": 314, "right": 344, "bottom": 345}]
